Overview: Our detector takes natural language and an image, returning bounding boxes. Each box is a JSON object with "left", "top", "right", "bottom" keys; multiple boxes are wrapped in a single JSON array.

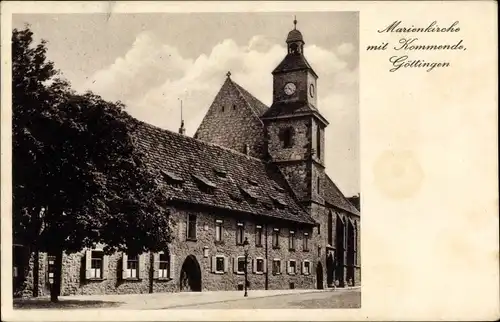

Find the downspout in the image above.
[{"left": 265, "top": 222, "right": 269, "bottom": 290}]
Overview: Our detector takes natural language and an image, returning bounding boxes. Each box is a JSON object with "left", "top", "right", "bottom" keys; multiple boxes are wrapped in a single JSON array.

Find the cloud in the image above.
[
  {"left": 337, "top": 42, "right": 355, "bottom": 56},
  {"left": 79, "top": 32, "right": 359, "bottom": 195}
]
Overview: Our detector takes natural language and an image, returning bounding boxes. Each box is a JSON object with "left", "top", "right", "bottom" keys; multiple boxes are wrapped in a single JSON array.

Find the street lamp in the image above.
[{"left": 243, "top": 237, "right": 250, "bottom": 297}]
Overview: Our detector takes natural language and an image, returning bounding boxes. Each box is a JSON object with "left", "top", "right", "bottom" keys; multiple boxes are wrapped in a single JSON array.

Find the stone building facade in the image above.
[{"left": 13, "top": 21, "right": 360, "bottom": 297}]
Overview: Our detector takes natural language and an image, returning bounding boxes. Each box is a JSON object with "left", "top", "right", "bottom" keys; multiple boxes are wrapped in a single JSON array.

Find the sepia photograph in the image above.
[{"left": 9, "top": 11, "right": 360, "bottom": 310}]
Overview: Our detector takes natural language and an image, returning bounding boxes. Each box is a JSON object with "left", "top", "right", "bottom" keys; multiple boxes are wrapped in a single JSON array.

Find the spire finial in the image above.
[
  {"left": 178, "top": 98, "right": 185, "bottom": 135},
  {"left": 226, "top": 71, "right": 231, "bottom": 78},
  {"left": 293, "top": 15, "right": 297, "bottom": 29}
]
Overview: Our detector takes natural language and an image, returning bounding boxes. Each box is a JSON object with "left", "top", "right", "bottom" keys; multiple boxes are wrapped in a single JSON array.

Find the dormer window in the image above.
[
  {"left": 192, "top": 174, "right": 217, "bottom": 194},
  {"left": 161, "top": 170, "right": 184, "bottom": 189},
  {"left": 213, "top": 167, "right": 227, "bottom": 178},
  {"left": 269, "top": 195, "right": 287, "bottom": 209},
  {"left": 239, "top": 186, "right": 258, "bottom": 203},
  {"left": 280, "top": 127, "right": 295, "bottom": 148},
  {"left": 247, "top": 178, "right": 258, "bottom": 186}
]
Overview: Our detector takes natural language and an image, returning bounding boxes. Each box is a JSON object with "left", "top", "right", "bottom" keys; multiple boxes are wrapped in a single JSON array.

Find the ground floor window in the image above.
[
  {"left": 302, "top": 260, "right": 311, "bottom": 275},
  {"left": 158, "top": 253, "right": 169, "bottom": 278},
  {"left": 212, "top": 255, "right": 227, "bottom": 274},
  {"left": 288, "top": 260, "right": 297, "bottom": 275},
  {"left": 235, "top": 256, "right": 246, "bottom": 274},
  {"left": 90, "top": 251, "right": 103, "bottom": 279},
  {"left": 126, "top": 255, "right": 139, "bottom": 278},
  {"left": 272, "top": 259, "right": 281, "bottom": 275},
  {"left": 254, "top": 258, "right": 265, "bottom": 274}
]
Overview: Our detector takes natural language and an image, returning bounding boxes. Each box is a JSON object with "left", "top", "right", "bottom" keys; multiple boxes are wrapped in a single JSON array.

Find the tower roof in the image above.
[{"left": 286, "top": 29, "right": 304, "bottom": 43}]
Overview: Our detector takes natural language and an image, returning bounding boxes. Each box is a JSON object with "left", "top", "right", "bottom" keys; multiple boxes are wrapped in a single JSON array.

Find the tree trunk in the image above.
[
  {"left": 33, "top": 247, "right": 39, "bottom": 297},
  {"left": 50, "top": 250, "right": 63, "bottom": 303},
  {"left": 148, "top": 252, "right": 154, "bottom": 294}
]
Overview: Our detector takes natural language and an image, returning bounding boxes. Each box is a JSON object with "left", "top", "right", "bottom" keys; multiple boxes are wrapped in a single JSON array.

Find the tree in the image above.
[{"left": 12, "top": 26, "right": 173, "bottom": 302}]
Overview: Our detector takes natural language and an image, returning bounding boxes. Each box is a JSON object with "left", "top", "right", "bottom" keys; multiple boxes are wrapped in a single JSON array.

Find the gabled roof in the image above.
[
  {"left": 231, "top": 81, "right": 269, "bottom": 116},
  {"left": 272, "top": 53, "right": 317, "bottom": 77},
  {"left": 323, "top": 174, "right": 360, "bottom": 216},
  {"left": 132, "top": 121, "right": 316, "bottom": 225}
]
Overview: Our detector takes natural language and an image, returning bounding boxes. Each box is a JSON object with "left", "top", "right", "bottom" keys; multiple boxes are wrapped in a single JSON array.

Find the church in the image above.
[{"left": 13, "top": 20, "right": 360, "bottom": 297}]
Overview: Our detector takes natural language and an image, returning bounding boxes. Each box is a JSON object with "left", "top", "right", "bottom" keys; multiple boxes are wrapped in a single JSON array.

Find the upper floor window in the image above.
[
  {"left": 236, "top": 222, "right": 245, "bottom": 245},
  {"left": 215, "top": 219, "right": 223, "bottom": 242},
  {"left": 303, "top": 232, "right": 310, "bottom": 251},
  {"left": 281, "top": 127, "right": 295, "bottom": 148},
  {"left": 187, "top": 214, "right": 197, "bottom": 241},
  {"left": 255, "top": 225, "right": 263, "bottom": 246},
  {"left": 289, "top": 230, "right": 296, "bottom": 250},
  {"left": 272, "top": 228, "right": 280, "bottom": 248}
]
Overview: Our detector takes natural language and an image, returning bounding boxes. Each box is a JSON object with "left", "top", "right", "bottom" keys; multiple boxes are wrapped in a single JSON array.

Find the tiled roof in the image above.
[
  {"left": 323, "top": 175, "right": 360, "bottom": 216},
  {"left": 261, "top": 101, "right": 317, "bottom": 119},
  {"left": 272, "top": 53, "right": 317, "bottom": 77},
  {"left": 231, "top": 81, "right": 269, "bottom": 116},
  {"left": 131, "top": 121, "right": 316, "bottom": 225}
]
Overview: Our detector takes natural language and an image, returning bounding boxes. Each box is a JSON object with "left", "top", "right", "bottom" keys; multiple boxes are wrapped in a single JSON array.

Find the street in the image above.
[
  {"left": 14, "top": 288, "right": 361, "bottom": 310},
  {"left": 170, "top": 289, "right": 361, "bottom": 309}
]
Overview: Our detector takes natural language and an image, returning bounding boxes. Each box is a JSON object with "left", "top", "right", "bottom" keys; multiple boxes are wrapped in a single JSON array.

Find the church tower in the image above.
[{"left": 261, "top": 18, "right": 329, "bottom": 205}]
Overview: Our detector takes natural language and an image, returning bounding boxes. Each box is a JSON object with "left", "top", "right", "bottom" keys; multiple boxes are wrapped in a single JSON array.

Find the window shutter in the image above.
[
  {"left": 102, "top": 255, "right": 109, "bottom": 279},
  {"left": 121, "top": 253, "right": 128, "bottom": 280},
  {"left": 302, "top": 261, "right": 305, "bottom": 275},
  {"left": 280, "top": 260, "right": 284, "bottom": 274},
  {"left": 153, "top": 253, "right": 160, "bottom": 279},
  {"left": 224, "top": 256, "right": 229, "bottom": 273},
  {"left": 85, "top": 250, "right": 92, "bottom": 279},
  {"left": 252, "top": 259, "right": 256, "bottom": 274},
  {"left": 233, "top": 257, "right": 238, "bottom": 273},
  {"left": 169, "top": 254, "right": 176, "bottom": 279},
  {"left": 287, "top": 260, "right": 291, "bottom": 275},
  {"left": 138, "top": 254, "right": 145, "bottom": 278},
  {"left": 263, "top": 259, "right": 267, "bottom": 273},
  {"left": 211, "top": 256, "right": 216, "bottom": 273}
]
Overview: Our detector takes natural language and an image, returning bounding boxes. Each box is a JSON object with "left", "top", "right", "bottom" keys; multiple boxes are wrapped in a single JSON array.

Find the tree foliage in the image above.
[{"left": 12, "top": 26, "right": 173, "bottom": 261}]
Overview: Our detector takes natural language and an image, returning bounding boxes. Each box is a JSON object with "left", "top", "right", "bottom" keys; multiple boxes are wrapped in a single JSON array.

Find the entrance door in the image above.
[
  {"left": 326, "top": 253, "right": 335, "bottom": 287},
  {"left": 316, "top": 262, "right": 324, "bottom": 289},
  {"left": 179, "top": 255, "right": 202, "bottom": 292}
]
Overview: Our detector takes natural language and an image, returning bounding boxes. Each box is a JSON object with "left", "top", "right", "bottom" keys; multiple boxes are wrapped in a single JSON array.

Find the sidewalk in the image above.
[{"left": 14, "top": 287, "right": 360, "bottom": 310}]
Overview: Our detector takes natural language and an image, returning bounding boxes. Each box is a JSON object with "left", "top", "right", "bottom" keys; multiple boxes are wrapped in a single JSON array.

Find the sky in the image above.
[{"left": 13, "top": 12, "right": 359, "bottom": 196}]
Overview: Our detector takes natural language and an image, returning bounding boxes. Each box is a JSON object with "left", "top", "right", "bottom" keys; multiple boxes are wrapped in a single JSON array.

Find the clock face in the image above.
[
  {"left": 284, "top": 82, "right": 296, "bottom": 96},
  {"left": 309, "top": 84, "right": 315, "bottom": 98}
]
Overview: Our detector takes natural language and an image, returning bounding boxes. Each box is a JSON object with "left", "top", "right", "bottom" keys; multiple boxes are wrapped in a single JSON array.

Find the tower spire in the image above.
[
  {"left": 293, "top": 15, "right": 297, "bottom": 30},
  {"left": 178, "top": 98, "right": 185, "bottom": 135}
]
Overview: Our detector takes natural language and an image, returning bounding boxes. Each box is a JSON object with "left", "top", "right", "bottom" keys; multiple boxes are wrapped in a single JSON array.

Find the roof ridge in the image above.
[
  {"left": 228, "top": 78, "right": 265, "bottom": 125},
  {"left": 231, "top": 80, "right": 269, "bottom": 115},
  {"left": 134, "top": 118, "right": 265, "bottom": 163}
]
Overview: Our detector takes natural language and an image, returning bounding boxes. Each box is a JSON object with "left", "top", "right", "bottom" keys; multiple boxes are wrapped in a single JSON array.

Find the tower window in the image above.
[
  {"left": 316, "top": 126, "right": 321, "bottom": 158},
  {"left": 317, "top": 176, "right": 321, "bottom": 193},
  {"left": 281, "top": 127, "right": 295, "bottom": 148},
  {"left": 289, "top": 43, "right": 299, "bottom": 54}
]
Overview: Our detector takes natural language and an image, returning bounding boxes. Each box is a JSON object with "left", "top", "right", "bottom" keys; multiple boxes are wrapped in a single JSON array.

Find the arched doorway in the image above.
[
  {"left": 335, "top": 214, "right": 345, "bottom": 287},
  {"left": 316, "top": 262, "right": 324, "bottom": 289},
  {"left": 180, "top": 255, "right": 202, "bottom": 292}
]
